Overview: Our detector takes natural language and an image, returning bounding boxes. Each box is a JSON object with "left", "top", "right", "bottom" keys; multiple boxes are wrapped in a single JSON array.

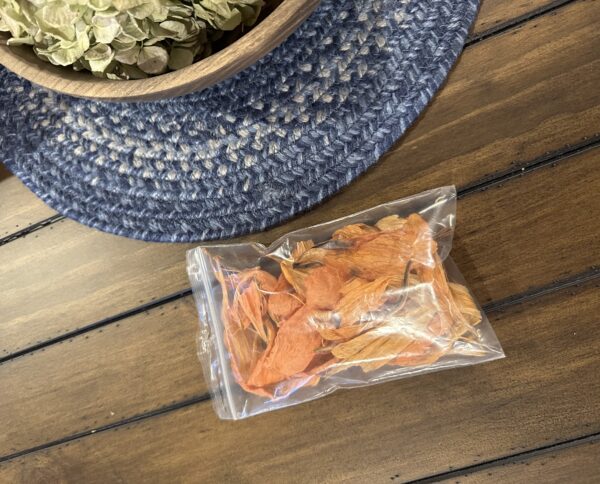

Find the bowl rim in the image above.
[{"left": 0, "top": 0, "right": 320, "bottom": 102}]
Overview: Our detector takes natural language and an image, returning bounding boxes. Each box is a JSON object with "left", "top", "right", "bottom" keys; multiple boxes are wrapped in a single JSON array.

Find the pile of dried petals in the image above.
[{"left": 208, "top": 212, "right": 484, "bottom": 400}]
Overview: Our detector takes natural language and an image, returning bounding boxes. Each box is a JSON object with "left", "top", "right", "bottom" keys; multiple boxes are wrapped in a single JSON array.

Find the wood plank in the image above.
[
  {"left": 1, "top": 0, "right": 598, "bottom": 357},
  {"left": 474, "top": 0, "right": 564, "bottom": 35},
  {"left": 446, "top": 439, "right": 600, "bottom": 483},
  {"left": 450, "top": 147, "right": 600, "bottom": 305},
  {"left": 0, "top": 0, "right": 558, "bottom": 239},
  {"left": 0, "top": 177, "right": 56, "bottom": 241},
  {"left": 1, "top": 270, "right": 598, "bottom": 482},
  {"left": 0, "top": 297, "right": 205, "bottom": 457},
  {"left": 0, "top": 220, "right": 194, "bottom": 358},
  {"left": 1, "top": 146, "right": 599, "bottom": 458}
]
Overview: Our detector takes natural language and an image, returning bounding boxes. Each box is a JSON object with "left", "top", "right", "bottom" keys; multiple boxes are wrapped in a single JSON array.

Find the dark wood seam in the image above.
[
  {"left": 458, "top": 136, "right": 600, "bottom": 198},
  {"left": 0, "top": 287, "right": 193, "bottom": 365},
  {"left": 0, "top": 0, "right": 580, "bottom": 246},
  {"left": 404, "top": 432, "right": 600, "bottom": 483},
  {"left": 484, "top": 266, "right": 600, "bottom": 313},
  {"left": 0, "top": 395, "right": 210, "bottom": 465},
  {"left": 0, "top": 214, "right": 65, "bottom": 247},
  {"left": 465, "top": 0, "right": 576, "bottom": 46},
  {"left": 0, "top": 267, "right": 598, "bottom": 464}
]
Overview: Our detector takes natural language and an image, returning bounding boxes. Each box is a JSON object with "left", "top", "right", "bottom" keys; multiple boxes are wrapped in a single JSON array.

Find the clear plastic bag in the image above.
[{"left": 187, "top": 186, "right": 504, "bottom": 420}]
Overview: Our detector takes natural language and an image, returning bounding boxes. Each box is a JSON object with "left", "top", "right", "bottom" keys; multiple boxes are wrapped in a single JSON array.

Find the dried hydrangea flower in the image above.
[{"left": 0, "top": 0, "right": 266, "bottom": 79}]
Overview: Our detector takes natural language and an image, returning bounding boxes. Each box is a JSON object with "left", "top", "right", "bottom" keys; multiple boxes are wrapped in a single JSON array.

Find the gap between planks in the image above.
[
  {"left": 466, "top": 0, "right": 575, "bottom": 45},
  {"left": 407, "top": 432, "right": 600, "bottom": 483},
  {"left": 0, "top": 0, "right": 580, "bottom": 248}
]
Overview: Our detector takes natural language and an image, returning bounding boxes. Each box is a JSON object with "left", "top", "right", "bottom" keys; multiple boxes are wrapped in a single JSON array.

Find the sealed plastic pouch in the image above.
[{"left": 187, "top": 186, "right": 504, "bottom": 420}]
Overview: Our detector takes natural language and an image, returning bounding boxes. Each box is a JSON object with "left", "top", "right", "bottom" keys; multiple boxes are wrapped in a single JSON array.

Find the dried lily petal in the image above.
[
  {"left": 329, "top": 232, "right": 413, "bottom": 280},
  {"left": 212, "top": 258, "right": 263, "bottom": 387},
  {"left": 332, "top": 326, "right": 413, "bottom": 372},
  {"left": 247, "top": 307, "right": 322, "bottom": 386},
  {"left": 417, "top": 255, "right": 471, "bottom": 339},
  {"left": 235, "top": 280, "right": 271, "bottom": 342},
  {"left": 332, "top": 223, "right": 378, "bottom": 240},
  {"left": 267, "top": 275, "right": 302, "bottom": 324},
  {"left": 392, "top": 341, "right": 444, "bottom": 367},
  {"left": 317, "top": 321, "right": 376, "bottom": 342},
  {"left": 237, "top": 267, "right": 278, "bottom": 292},
  {"left": 280, "top": 260, "right": 308, "bottom": 297},
  {"left": 303, "top": 265, "right": 347, "bottom": 310},
  {"left": 308, "top": 214, "right": 436, "bottom": 281},
  {"left": 449, "top": 282, "right": 482, "bottom": 326},
  {"left": 291, "top": 240, "right": 315, "bottom": 260},
  {"left": 375, "top": 214, "right": 407, "bottom": 232},
  {"left": 335, "top": 277, "right": 394, "bottom": 325}
]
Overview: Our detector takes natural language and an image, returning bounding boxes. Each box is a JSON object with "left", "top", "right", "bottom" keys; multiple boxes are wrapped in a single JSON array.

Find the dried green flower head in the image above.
[{"left": 0, "top": 0, "right": 266, "bottom": 79}]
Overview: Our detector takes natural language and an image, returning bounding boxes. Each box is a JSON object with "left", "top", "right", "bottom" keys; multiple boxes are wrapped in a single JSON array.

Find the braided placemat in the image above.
[{"left": 0, "top": 0, "right": 479, "bottom": 242}]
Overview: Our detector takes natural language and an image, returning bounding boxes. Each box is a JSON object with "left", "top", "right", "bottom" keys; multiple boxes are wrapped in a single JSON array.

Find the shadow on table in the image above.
[{"left": 0, "top": 162, "right": 12, "bottom": 182}]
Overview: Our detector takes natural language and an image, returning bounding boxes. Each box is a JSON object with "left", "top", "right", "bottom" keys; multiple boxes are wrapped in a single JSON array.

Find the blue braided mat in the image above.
[{"left": 0, "top": 0, "right": 479, "bottom": 242}]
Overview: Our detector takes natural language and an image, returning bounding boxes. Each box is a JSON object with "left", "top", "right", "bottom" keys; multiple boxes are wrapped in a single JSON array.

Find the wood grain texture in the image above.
[
  {"left": 451, "top": 147, "right": 600, "bottom": 307},
  {"left": 1, "top": 274, "right": 598, "bottom": 482},
  {"left": 0, "top": 177, "right": 56, "bottom": 240},
  {"left": 1, "top": 0, "right": 598, "bottom": 357},
  {"left": 0, "top": 0, "right": 320, "bottom": 101},
  {"left": 0, "top": 296, "right": 205, "bottom": 457},
  {"left": 1, "top": 146, "right": 599, "bottom": 458},
  {"left": 445, "top": 439, "right": 600, "bottom": 484},
  {"left": 475, "top": 0, "right": 566, "bottom": 34},
  {"left": 0, "top": 0, "right": 566, "bottom": 238},
  {"left": 0, "top": 220, "right": 194, "bottom": 357}
]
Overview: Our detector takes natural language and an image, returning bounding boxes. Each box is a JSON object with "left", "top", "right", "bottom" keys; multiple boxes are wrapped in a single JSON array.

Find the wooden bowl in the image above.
[{"left": 0, "top": 0, "right": 319, "bottom": 102}]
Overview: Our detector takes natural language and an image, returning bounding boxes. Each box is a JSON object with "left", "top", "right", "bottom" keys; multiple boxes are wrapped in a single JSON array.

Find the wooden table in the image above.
[{"left": 1, "top": 1, "right": 599, "bottom": 482}]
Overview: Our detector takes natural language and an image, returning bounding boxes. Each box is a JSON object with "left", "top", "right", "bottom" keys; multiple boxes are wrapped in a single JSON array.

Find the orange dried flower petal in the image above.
[
  {"left": 248, "top": 307, "right": 323, "bottom": 386},
  {"left": 332, "top": 327, "right": 413, "bottom": 372},
  {"left": 318, "top": 322, "right": 374, "bottom": 341},
  {"left": 375, "top": 214, "right": 407, "bottom": 231},
  {"left": 280, "top": 260, "right": 308, "bottom": 296},
  {"left": 332, "top": 223, "right": 378, "bottom": 240},
  {"left": 267, "top": 275, "right": 303, "bottom": 323},
  {"left": 392, "top": 341, "right": 444, "bottom": 367},
  {"left": 331, "top": 216, "right": 431, "bottom": 279},
  {"left": 236, "top": 268, "right": 278, "bottom": 292},
  {"left": 235, "top": 280, "right": 268, "bottom": 340},
  {"left": 292, "top": 240, "right": 315, "bottom": 260},
  {"left": 449, "top": 282, "right": 482, "bottom": 326},
  {"left": 303, "top": 265, "right": 347, "bottom": 310},
  {"left": 335, "top": 276, "right": 394, "bottom": 325}
]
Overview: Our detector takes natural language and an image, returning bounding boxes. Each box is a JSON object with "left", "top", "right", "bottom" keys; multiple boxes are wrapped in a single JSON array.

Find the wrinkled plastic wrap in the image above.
[{"left": 187, "top": 186, "right": 504, "bottom": 419}]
